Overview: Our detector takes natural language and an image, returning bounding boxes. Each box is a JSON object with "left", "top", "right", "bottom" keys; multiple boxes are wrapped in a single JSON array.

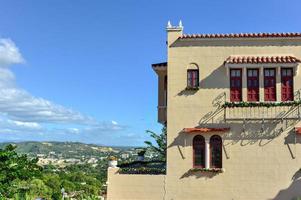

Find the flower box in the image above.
[{"left": 189, "top": 168, "right": 225, "bottom": 173}]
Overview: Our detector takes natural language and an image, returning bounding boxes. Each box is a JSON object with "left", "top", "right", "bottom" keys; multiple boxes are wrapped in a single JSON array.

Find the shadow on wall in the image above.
[
  {"left": 170, "top": 38, "right": 301, "bottom": 48},
  {"left": 272, "top": 170, "right": 301, "bottom": 200},
  {"left": 180, "top": 170, "right": 219, "bottom": 179},
  {"left": 176, "top": 65, "right": 228, "bottom": 94},
  {"left": 168, "top": 91, "right": 293, "bottom": 149},
  {"left": 177, "top": 65, "right": 228, "bottom": 92},
  {"left": 199, "top": 65, "right": 228, "bottom": 89},
  {"left": 168, "top": 121, "right": 282, "bottom": 150},
  {"left": 284, "top": 130, "right": 301, "bottom": 159},
  {"left": 177, "top": 89, "right": 198, "bottom": 97}
]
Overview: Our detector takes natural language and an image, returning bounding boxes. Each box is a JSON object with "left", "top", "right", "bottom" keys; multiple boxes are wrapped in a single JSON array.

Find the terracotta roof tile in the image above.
[
  {"left": 179, "top": 33, "right": 301, "bottom": 39},
  {"left": 183, "top": 127, "right": 230, "bottom": 133},
  {"left": 225, "top": 56, "right": 301, "bottom": 64}
]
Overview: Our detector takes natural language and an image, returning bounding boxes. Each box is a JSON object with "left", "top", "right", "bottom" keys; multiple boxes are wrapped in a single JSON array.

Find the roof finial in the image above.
[
  {"left": 167, "top": 20, "right": 172, "bottom": 28},
  {"left": 179, "top": 20, "right": 183, "bottom": 28}
]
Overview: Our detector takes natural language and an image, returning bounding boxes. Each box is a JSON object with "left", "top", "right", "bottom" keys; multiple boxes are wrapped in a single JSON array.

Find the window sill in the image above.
[
  {"left": 185, "top": 86, "right": 199, "bottom": 91},
  {"left": 190, "top": 168, "right": 225, "bottom": 173}
]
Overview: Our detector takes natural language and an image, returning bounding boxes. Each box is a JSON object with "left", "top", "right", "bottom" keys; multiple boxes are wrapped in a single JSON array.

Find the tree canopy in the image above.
[{"left": 144, "top": 126, "right": 167, "bottom": 160}]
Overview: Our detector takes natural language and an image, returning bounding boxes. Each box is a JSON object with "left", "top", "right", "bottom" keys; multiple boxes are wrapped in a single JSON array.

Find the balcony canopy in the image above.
[
  {"left": 295, "top": 121, "right": 301, "bottom": 135},
  {"left": 183, "top": 127, "right": 230, "bottom": 133}
]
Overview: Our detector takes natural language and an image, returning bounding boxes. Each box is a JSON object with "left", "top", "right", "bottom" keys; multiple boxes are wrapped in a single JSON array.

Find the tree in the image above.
[
  {"left": 144, "top": 126, "right": 167, "bottom": 160},
  {"left": 0, "top": 144, "right": 42, "bottom": 198}
]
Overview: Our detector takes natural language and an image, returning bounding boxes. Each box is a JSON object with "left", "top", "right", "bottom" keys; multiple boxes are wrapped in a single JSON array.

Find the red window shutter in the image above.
[
  {"left": 281, "top": 68, "right": 294, "bottom": 101},
  {"left": 264, "top": 69, "right": 276, "bottom": 101},
  {"left": 247, "top": 69, "right": 259, "bottom": 102},
  {"left": 193, "top": 135, "right": 205, "bottom": 168},
  {"left": 230, "top": 69, "right": 242, "bottom": 102},
  {"left": 210, "top": 135, "right": 222, "bottom": 168},
  {"left": 187, "top": 69, "right": 199, "bottom": 88}
]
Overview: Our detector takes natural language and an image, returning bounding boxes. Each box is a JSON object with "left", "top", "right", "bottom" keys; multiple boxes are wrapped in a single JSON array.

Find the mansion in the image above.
[{"left": 106, "top": 22, "right": 301, "bottom": 200}]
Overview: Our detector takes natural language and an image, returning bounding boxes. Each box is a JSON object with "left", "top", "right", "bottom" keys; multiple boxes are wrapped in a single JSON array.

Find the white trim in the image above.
[{"left": 205, "top": 138, "right": 210, "bottom": 169}]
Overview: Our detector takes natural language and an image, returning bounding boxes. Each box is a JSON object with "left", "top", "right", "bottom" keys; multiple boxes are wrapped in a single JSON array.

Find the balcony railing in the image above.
[{"left": 223, "top": 101, "right": 301, "bottom": 121}]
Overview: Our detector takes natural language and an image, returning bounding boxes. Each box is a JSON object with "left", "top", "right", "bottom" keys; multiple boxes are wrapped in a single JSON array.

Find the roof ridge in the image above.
[{"left": 180, "top": 32, "right": 301, "bottom": 39}]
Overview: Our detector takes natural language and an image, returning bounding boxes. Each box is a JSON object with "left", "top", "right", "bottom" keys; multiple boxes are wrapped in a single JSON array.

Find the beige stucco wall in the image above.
[
  {"left": 166, "top": 31, "right": 301, "bottom": 200},
  {"left": 107, "top": 167, "right": 166, "bottom": 200},
  {"left": 106, "top": 29, "right": 301, "bottom": 200}
]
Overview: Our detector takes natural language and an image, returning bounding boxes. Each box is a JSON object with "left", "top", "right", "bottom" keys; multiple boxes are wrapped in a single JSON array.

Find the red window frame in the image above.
[
  {"left": 210, "top": 135, "right": 222, "bottom": 168},
  {"left": 281, "top": 68, "right": 294, "bottom": 101},
  {"left": 230, "top": 69, "right": 242, "bottom": 102},
  {"left": 187, "top": 69, "right": 199, "bottom": 88},
  {"left": 247, "top": 69, "right": 259, "bottom": 102},
  {"left": 264, "top": 68, "right": 276, "bottom": 101},
  {"left": 193, "top": 135, "right": 205, "bottom": 168}
]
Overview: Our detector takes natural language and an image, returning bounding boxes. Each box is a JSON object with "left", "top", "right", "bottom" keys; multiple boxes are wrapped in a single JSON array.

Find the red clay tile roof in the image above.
[
  {"left": 179, "top": 33, "right": 301, "bottom": 39},
  {"left": 225, "top": 56, "right": 301, "bottom": 64},
  {"left": 152, "top": 62, "right": 167, "bottom": 68},
  {"left": 183, "top": 127, "right": 230, "bottom": 133}
]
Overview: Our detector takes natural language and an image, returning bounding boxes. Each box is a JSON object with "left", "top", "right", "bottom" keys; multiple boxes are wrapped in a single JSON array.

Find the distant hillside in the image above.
[{"left": 0, "top": 141, "right": 133, "bottom": 159}]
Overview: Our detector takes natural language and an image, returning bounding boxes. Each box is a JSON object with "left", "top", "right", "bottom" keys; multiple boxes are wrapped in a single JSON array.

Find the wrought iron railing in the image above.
[
  {"left": 221, "top": 89, "right": 301, "bottom": 121},
  {"left": 224, "top": 105, "right": 300, "bottom": 121}
]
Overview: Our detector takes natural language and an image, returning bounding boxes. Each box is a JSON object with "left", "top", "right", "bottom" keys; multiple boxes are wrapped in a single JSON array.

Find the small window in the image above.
[
  {"left": 193, "top": 135, "right": 205, "bottom": 168},
  {"left": 210, "top": 135, "right": 222, "bottom": 168},
  {"left": 187, "top": 69, "right": 199, "bottom": 88},
  {"left": 247, "top": 69, "right": 259, "bottom": 102},
  {"left": 230, "top": 69, "right": 242, "bottom": 102},
  {"left": 281, "top": 68, "right": 294, "bottom": 101},
  {"left": 264, "top": 68, "right": 276, "bottom": 101}
]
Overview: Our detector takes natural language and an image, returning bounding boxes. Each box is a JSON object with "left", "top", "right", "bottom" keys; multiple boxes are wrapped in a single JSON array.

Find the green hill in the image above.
[{"left": 0, "top": 141, "right": 132, "bottom": 159}]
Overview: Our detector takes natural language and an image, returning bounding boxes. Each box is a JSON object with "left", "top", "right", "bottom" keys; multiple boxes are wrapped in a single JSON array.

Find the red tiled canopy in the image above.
[
  {"left": 179, "top": 32, "right": 301, "bottom": 39},
  {"left": 183, "top": 127, "right": 230, "bottom": 133},
  {"left": 295, "top": 127, "right": 301, "bottom": 135},
  {"left": 224, "top": 56, "right": 301, "bottom": 64}
]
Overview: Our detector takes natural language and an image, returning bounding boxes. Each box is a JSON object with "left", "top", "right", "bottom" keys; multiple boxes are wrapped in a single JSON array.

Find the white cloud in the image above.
[
  {"left": 0, "top": 39, "right": 24, "bottom": 67},
  {"left": 0, "top": 38, "right": 96, "bottom": 125},
  {"left": 0, "top": 38, "right": 127, "bottom": 142}
]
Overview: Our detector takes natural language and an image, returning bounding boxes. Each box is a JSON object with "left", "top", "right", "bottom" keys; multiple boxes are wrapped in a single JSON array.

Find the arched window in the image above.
[
  {"left": 193, "top": 135, "right": 205, "bottom": 168},
  {"left": 210, "top": 135, "right": 222, "bottom": 168},
  {"left": 187, "top": 69, "right": 199, "bottom": 88},
  {"left": 187, "top": 63, "right": 199, "bottom": 88}
]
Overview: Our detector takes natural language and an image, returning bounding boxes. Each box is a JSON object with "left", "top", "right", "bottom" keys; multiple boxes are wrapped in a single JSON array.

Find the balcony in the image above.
[
  {"left": 158, "top": 106, "right": 167, "bottom": 124},
  {"left": 223, "top": 101, "right": 301, "bottom": 121}
]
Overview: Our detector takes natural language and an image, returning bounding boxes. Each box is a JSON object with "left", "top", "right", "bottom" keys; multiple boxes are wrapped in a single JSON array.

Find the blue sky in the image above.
[{"left": 0, "top": 0, "right": 300, "bottom": 146}]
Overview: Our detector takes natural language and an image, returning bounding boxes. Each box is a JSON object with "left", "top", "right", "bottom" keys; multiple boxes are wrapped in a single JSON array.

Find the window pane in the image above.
[
  {"left": 270, "top": 69, "right": 275, "bottom": 76},
  {"left": 265, "top": 70, "right": 269, "bottom": 76},
  {"left": 210, "top": 135, "right": 222, "bottom": 168},
  {"left": 248, "top": 70, "right": 252, "bottom": 77},
  {"left": 193, "top": 136, "right": 205, "bottom": 167},
  {"left": 248, "top": 80, "right": 252, "bottom": 87},
  {"left": 287, "top": 69, "right": 292, "bottom": 76},
  {"left": 188, "top": 72, "right": 192, "bottom": 78}
]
